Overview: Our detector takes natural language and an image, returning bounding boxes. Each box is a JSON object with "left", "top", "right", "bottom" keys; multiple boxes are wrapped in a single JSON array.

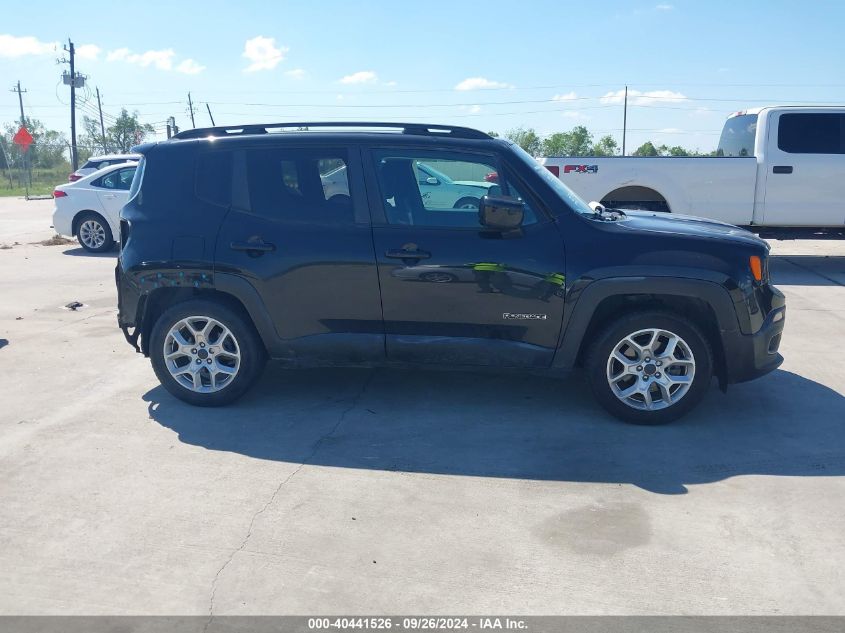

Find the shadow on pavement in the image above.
[
  {"left": 770, "top": 255, "right": 845, "bottom": 286},
  {"left": 144, "top": 366, "right": 845, "bottom": 495},
  {"left": 61, "top": 247, "right": 118, "bottom": 258}
]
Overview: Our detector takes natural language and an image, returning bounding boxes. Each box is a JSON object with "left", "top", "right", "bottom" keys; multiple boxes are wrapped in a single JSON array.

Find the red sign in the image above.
[{"left": 13, "top": 126, "right": 33, "bottom": 153}]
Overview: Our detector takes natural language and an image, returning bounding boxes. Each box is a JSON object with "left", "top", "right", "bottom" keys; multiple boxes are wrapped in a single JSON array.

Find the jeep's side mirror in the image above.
[{"left": 478, "top": 195, "right": 525, "bottom": 231}]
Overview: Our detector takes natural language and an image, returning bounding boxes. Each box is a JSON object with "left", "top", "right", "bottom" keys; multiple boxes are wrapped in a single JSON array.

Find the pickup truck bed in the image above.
[{"left": 541, "top": 156, "right": 758, "bottom": 226}]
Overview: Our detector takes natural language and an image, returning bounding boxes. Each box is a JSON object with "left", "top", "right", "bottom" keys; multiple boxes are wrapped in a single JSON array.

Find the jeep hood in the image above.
[{"left": 613, "top": 210, "right": 769, "bottom": 249}]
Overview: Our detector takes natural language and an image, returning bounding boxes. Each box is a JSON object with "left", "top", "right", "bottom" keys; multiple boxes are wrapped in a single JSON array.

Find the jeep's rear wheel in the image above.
[
  {"left": 150, "top": 300, "right": 266, "bottom": 406},
  {"left": 586, "top": 312, "right": 713, "bottom": 424}
]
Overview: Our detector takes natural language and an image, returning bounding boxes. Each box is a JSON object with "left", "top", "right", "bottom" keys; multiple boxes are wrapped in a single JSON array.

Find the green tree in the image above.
[
  {"left": 592, "top": 134, "right": 619, "bottom": 156},
  {"left": 76, "top": 116, "right": 109, "bottom": 162},
  {"left": 541, "top": 125, "right": 594, "bottom": 156},
  {"left": 505, "top": 126, "right": 541, "bottom": 156},
  {"left": 108, "top": 109, "right": 155, "bottom": 153},
  {"left": 655, "top": 144, "right": 689, "bottom": 157},
  {"left": 633, "top": 141, "right": 659, "bottom": 157},
  {"left": 2, "top": 117, "right": 69, "bottom": 169}
]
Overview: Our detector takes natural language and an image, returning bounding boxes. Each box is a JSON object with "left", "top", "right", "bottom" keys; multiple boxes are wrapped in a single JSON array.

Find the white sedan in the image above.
[
  {"left": 52, "top": 162, "right": 137, "bottom": 252},
  {"left": 414, "top": 161, "right": 499, "bottom": 210}
]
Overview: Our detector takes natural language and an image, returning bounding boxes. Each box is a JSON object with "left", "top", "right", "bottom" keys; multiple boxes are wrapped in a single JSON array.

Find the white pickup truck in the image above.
[{"left": 540, "top": 106, "right": 845, "bottom": 228}]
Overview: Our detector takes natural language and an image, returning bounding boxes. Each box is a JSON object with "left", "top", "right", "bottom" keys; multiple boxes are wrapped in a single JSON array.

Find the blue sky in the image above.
[{"left": 2, "top": 0, "right": 844, "bottom": 152}]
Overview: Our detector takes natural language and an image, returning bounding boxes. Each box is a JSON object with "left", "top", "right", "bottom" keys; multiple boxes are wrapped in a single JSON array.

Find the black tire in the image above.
[
  {"left": 453, "top": 196, "right": 480, "bottom": 210},
  {"left": 75, "top": 212, "right": 114, "bottom": 253},
  {"left": 585, "top": 311, "right": 713, "bottom": 425},
  {"left": 149, "top": 299, "right": 267, "bottom": 407}
]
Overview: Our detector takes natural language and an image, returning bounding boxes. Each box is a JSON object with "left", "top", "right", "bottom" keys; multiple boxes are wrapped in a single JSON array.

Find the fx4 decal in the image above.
[{"left": 563, "top": 164, "right": 599, "bottom": 174}]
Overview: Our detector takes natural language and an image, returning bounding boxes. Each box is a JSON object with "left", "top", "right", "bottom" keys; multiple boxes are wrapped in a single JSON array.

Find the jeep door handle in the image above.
[
  {"left": 385, "top": 249, "right": 431, "bottom": 259},
  {"left": 103, "top": 193, "right": 116, "bottom": 199},
  {"left": 772, "top": 165, "right": 793, "bottom": 174},
  {"left": 230, "top": 240, "right": 276, "bottom": 253}
]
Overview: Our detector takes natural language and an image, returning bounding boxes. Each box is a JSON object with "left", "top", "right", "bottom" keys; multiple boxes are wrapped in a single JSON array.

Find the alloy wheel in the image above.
[
  {"left": 163, "top": 316, "right": 241, "bottom": 393},
  {"left": 79, "top": 220, "right": 106, "bottom": 250},
  {"left": 605, "top": 328, "right": 696, "bottom": 411}
]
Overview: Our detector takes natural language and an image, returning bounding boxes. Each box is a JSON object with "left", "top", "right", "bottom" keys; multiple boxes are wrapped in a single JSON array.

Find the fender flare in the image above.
[
  {"left": 214, "top": 273, "right": 287, "bottom": 357},
  {"left": 553, "top": 276, "right": 740, "bottom": 369}
]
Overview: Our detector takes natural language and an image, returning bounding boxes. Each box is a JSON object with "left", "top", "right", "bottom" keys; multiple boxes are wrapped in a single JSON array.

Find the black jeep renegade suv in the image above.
[{"left": 116, "top": 122, "right": 785, "bottom": 424}]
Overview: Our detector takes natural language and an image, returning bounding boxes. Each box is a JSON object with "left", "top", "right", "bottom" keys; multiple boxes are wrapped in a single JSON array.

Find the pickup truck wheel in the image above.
[
  {"left": 149, "top": 300, "right": 266, "bottom": 407},
  {"left": 586, "top": 312, "right": 713, "bottom": 425},
  {"left": 76, "top": 212, "right": 114, "bottom": 253}
]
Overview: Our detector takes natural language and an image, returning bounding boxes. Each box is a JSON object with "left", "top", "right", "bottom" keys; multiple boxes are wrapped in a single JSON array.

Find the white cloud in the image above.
[
  {"left": 385, "top": 80, "right": 398, "bottom": 87},
  {"left": 340, "top": 70, "right": 378, "bottom": 85},
  {"left": 106, "top": 47, "right": 130, "bottom": 62},
  {"left": 460, "top": 105, "right": 482, "bottom": 114},
  {"left": 552, "top": 91, "right": 578, "bottom": 102},
  {"left": 600, "top": 89, "right": 687, "bottom": 105},
  {"left": 284, "top": 68, "right": 306, "bottom": 79},
  {"left": 75, "top": 44, "right": 101, "bottom": 60},
  {"left": 107, "top": 47, "right": 205, "bottom": 74},
  {"left": 454, "top": 77, "right": 513, "bottom": 91},
  {"left": 242, "top": 36, "right": 288, "bottom": 72},
  {"left": 0, "top": 34, "right": 57, "bottom": 57},
  {"left": 177, "top": 58, "right": 205, "bottom": 74},
  {"left": 657, "top": 127, "right": 684, "bottom": 134},
  {"left": 130, "top": 49, "right": 174, "bottom": 70},
  {"left": 107, "top": 48, "right": 175, "bottom": 70},
  {"left": 655, "top": 3, "right": 674, "bottom": 9}
]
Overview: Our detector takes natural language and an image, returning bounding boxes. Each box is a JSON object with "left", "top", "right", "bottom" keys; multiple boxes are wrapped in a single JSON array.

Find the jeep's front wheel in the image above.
[
  {"left": 150, "top": 300, "right": 266, "bottom": 406},
  {"left": 586, "top": 312, "right": 713, "bottom": 424}
]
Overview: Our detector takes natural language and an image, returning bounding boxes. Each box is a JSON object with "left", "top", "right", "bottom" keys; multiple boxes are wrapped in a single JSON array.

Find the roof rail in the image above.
[{"left": 170, "top": 122, "right": 491, "bottom": 141}]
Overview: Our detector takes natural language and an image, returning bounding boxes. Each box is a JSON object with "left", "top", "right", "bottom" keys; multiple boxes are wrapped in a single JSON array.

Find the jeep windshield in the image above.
[{"left": 508, "top": 141, "right": 595, "bottom": 216}]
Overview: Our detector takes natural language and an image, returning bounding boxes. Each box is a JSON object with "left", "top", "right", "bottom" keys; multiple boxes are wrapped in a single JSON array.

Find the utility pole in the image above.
[
  {"left": 65, "top": 39, "right": 79, "bottom": 170},
  {"left": 59, "top": 40, "right": 85, "bottom": 169},
  {"left": 206, "top": 103, "right": 215, "bottom": 126},
  {"left": 187, "top": 92, "right": 196, "bottom": 128},
  {"left": 10, "top": 81, "right": 29, "bottom": 192},
  {"left": 96, "top": 87, "right": 107, "bottom": 153},
  {"left": 12, "top": 81, "right": 26, "bottom": 126},
  {"left": 622, "top": 85, "right": 628, "bottom": 157}
]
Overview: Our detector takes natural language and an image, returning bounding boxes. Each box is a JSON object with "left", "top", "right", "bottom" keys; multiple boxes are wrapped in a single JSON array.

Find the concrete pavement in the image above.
[{"left": 1, "top": 197, "right": 843, "bottom": 615}]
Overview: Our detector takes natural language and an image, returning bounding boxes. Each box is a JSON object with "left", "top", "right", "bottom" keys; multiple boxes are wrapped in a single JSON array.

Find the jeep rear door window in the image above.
[
  {"left": 373, "top": 152, "right": 537, "bottom": 228},
  {"left": 245, "top": 148, "right": 353, "bottom": 224},
  {"left": 777, "top": 113, "right": 845, "bottom": 154}
]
